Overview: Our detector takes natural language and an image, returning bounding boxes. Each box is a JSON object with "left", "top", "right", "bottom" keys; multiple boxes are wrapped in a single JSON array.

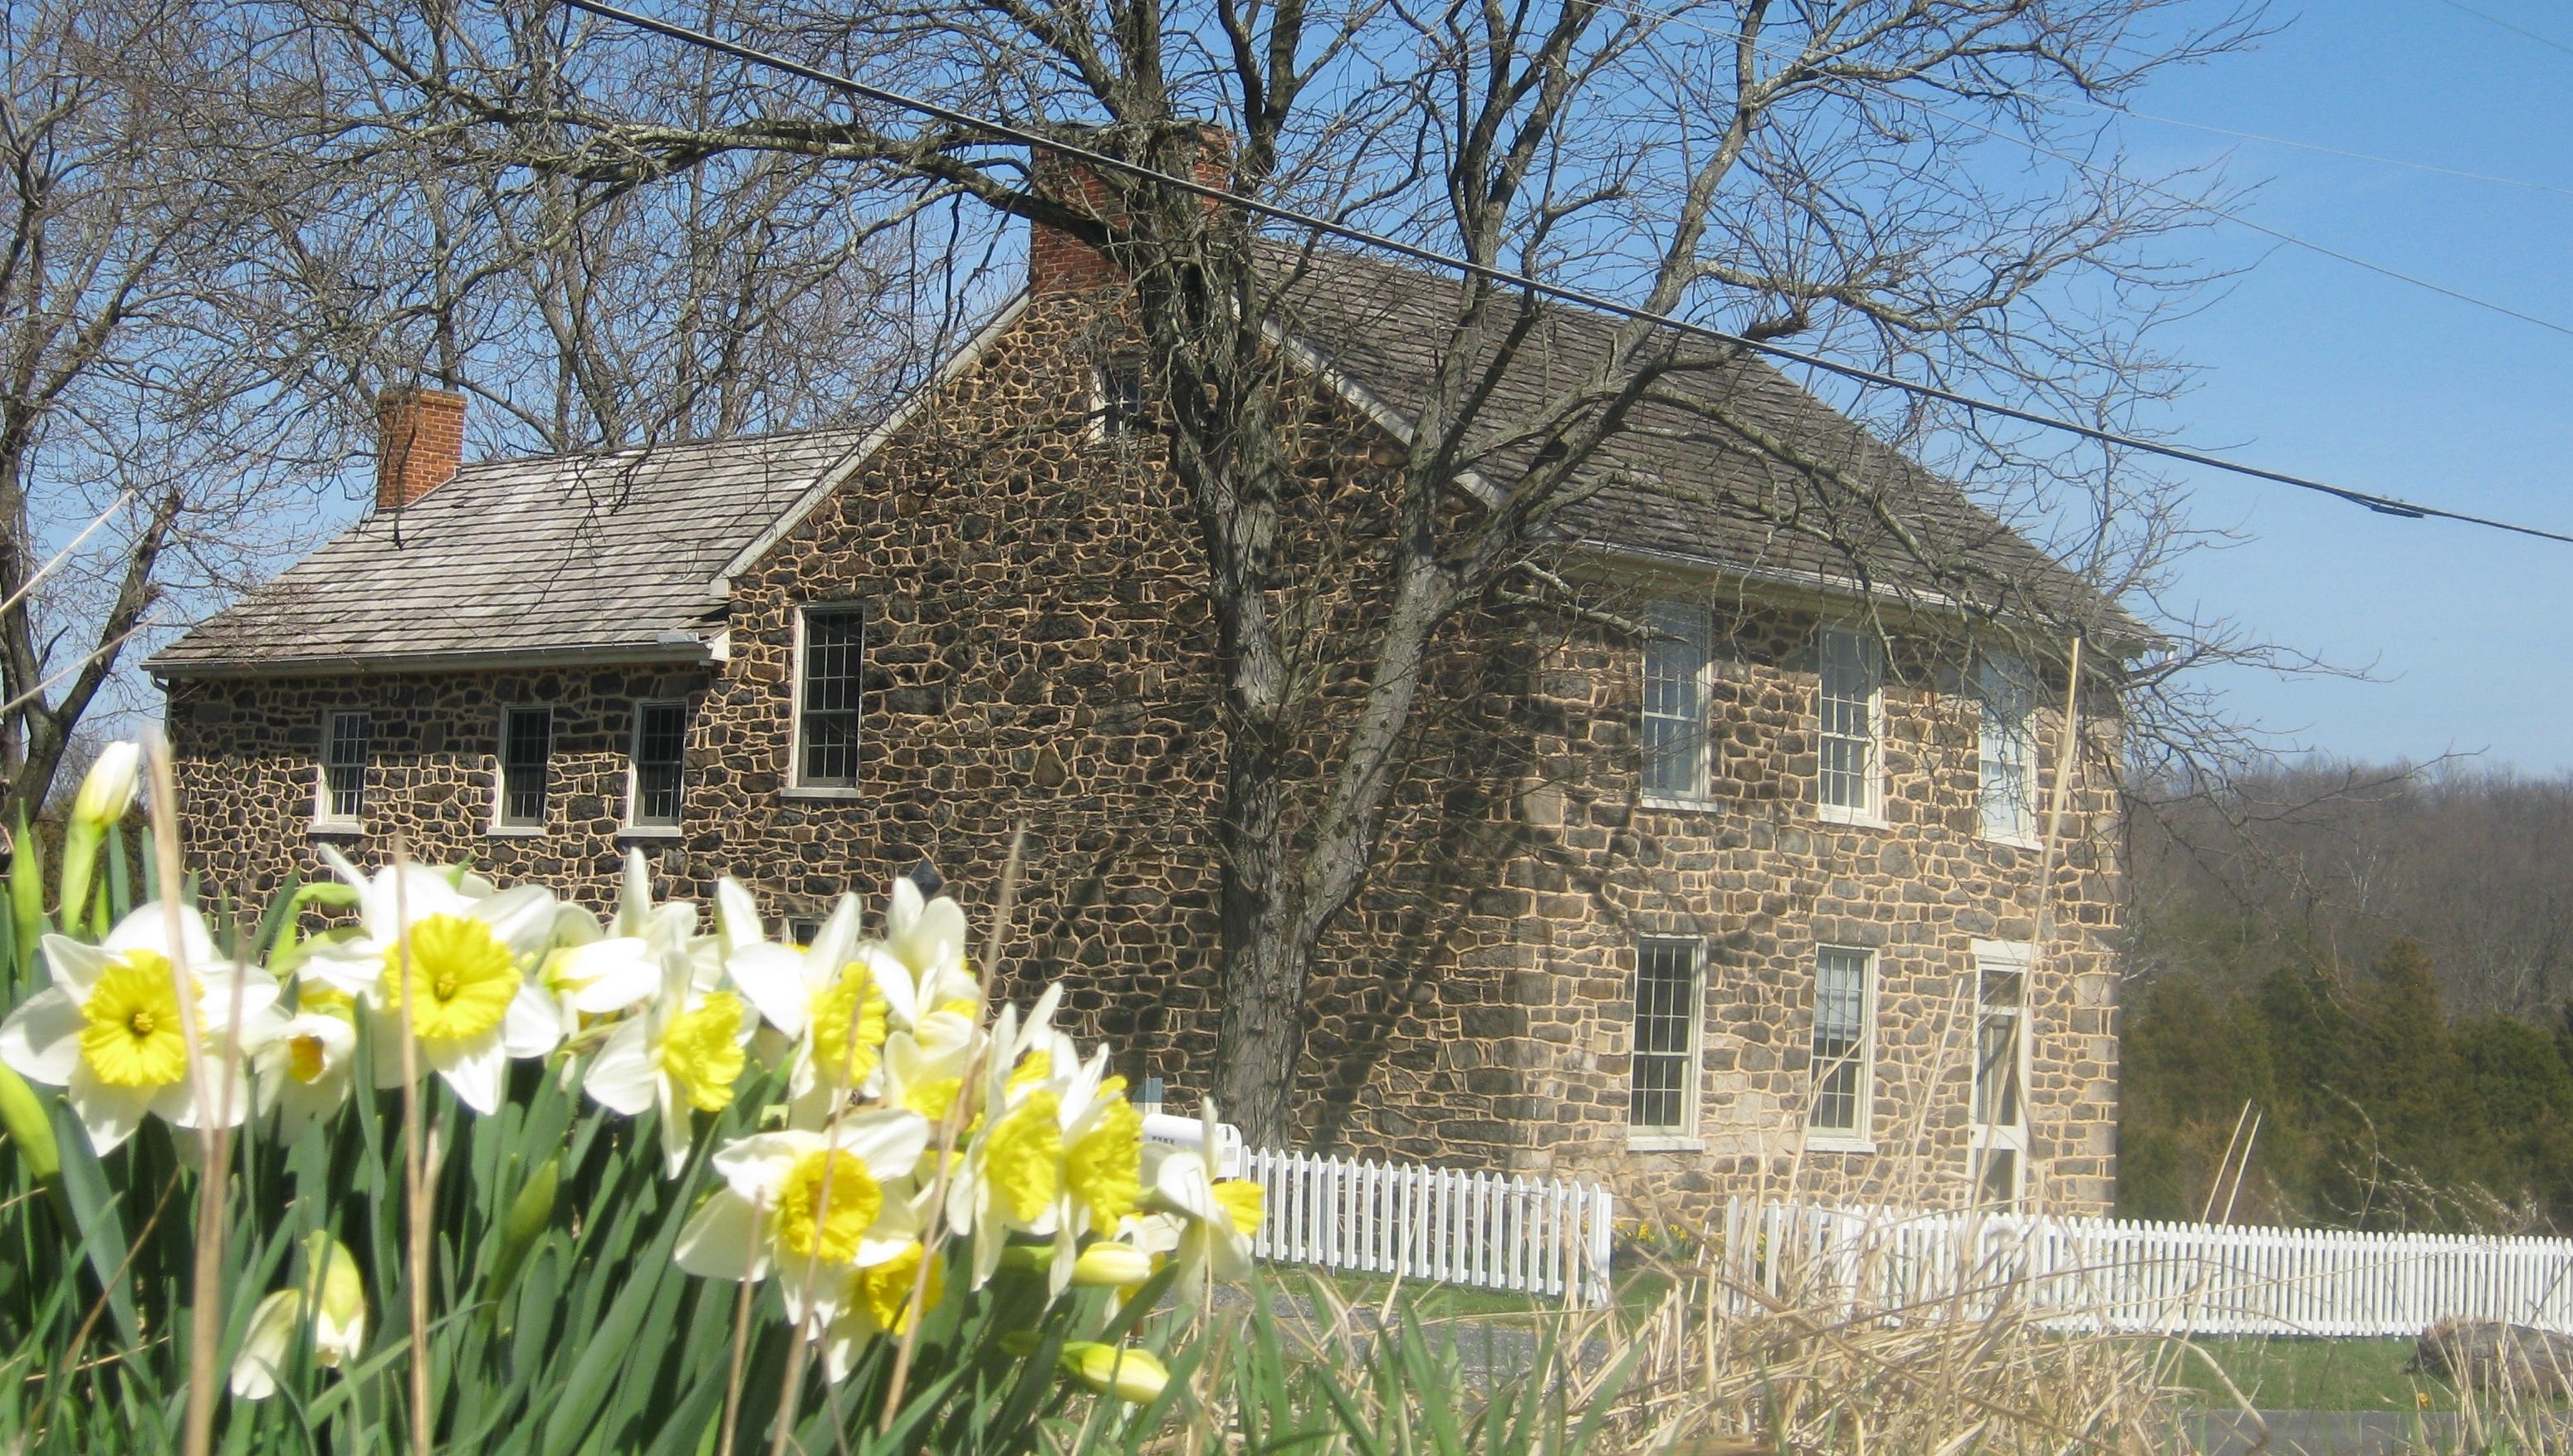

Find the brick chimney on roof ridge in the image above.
[
  {"left": 1029, "top": 123, "right": 1235, "bottom": 296},
  {"left": 375, "top": 385, "right": 466, "bottom": 512}
]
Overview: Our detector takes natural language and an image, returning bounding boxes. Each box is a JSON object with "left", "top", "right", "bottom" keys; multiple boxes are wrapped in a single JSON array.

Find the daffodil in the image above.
[
  {"left": 299, "top": 848, "right": 565, "bottom": 1114},
  {"left": 250, "top": 986, "right": 357, "bottom": 1136},
  {"left": 729, "top": 880, "right": 981, "bottom": 1092},
  {"left": 1138, "top": 1100, "right": 1264, "bottom": 1303},
  {"left": 1069, "top": 1238, "right": 1155, "bottom": 1288},
  {"left": 673, "top": 1110, "right": 932, "bottom": 1322},
  {"left": 585, "top": 973, "right": 755, "bottom": 1175},
  {"left": 0, "top": 905, "right": 281, "bottom": 1154},
  {"left": 1060, "top": 1342, "right": 1169, "bottom": 1404},
  {"left": 819, "top": 1238, "right": 947, "bottom": 1379},
  {"left": 229, "top": 1233, "right": 365, "bottom": 1400}
]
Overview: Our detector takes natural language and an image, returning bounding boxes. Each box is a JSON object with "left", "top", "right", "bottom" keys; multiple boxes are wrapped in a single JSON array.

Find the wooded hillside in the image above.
[{"left": 2120, "top": 765, "right": 2573, "bottom": 1230}]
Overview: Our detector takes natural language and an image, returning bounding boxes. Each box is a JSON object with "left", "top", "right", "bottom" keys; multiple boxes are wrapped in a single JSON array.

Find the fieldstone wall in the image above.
[{"left": 166, "top": 285, "right": 2121, "bottom": 1222}]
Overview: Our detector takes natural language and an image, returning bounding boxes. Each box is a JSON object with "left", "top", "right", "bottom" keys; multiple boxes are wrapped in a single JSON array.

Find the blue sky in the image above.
[{"left": 2111, "top": 1, "right": 2573, "bottom": 770}]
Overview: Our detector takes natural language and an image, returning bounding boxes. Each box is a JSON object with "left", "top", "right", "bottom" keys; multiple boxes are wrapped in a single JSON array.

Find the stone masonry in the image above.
[{"left": 167, "top": 283, "right": 2121, "bottom": 1224}]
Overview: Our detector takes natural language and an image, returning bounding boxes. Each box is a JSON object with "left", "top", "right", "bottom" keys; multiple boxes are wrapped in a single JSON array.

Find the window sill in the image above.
[
  {"left": 1640, "top": 794, "right": 1719, "bottom": 814},
  {"left": 308, "top": 819, "right": 364, "bottom": 838},
  {"left": 618, "top": 825, "right": 684, "bottom": 843},
  {"left": 1816, "top": 804, "right": 1889, "bottom": 830},
  {"left": 1804, "top": 1136, "right": 1876, "bottom": 1155},
  {"left": 1625, "top": 1134, "right": 1703, "bottom": 1153},
  {"left": 485, "top": 824, "right": 546, "bottom": 838},
  {"left": 1980, "top": 830, "right": 2041, "bottom": 851},
  {"left": 780, "top": 786, "right": 864, "bottom": 802}
]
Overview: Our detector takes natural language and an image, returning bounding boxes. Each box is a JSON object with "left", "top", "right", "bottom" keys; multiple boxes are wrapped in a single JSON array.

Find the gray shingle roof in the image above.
[
  {"left": 154, "top": 247, "right": 2131, "bottom": 676},
  {"left": 146, "top": 428, "right": 864, "bottom": 676},
  {"left": 1264, "top": 244, "right": 2135, "bottom": 637}
]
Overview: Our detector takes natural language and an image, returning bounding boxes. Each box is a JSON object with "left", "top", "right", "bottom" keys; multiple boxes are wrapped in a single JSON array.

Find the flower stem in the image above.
[
  {"left": 145, "top": 731, "right": 223, "bottom": 1456},
  {"left": 393, "top": 835, "right": 434, "bottom": 1456}
]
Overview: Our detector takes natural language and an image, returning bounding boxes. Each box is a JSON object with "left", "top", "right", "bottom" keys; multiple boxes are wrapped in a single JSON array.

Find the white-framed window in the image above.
[
  {"left": 1088, "top": 359, "right": 1144, "bottom": 443},
  {"left": 1970, "top": 940, "right": 2032, "bottom": 1209},
  {"left": 1628, "top": 937, "right": 1705, "bottom": 1141},
  {"left": 314, "top": 711, "right": 369, "bottom": 829},
  {"left": 1817, "top": 626, "right": 1881, "bottom": 822},
  {"left": 1979, "top": 651, "right": 2039, "bottom": 844},
  {"left": 1640, "top": 599, "right": 1710, "bottom": 803},
  {"left": 627, "top": 699, "right": 687, "bottom": 829},
  {"left": 784, "top": 916, "right": 824, "bottom": 947},
  {"left": 494, "top": 706, "right": 552, "bottom": 831},
  {"left": 791, "top": 603, "right": 865, "bottom": 792},
  {"left": 1808, "top": 947, "right": 1875, "bottom": 1145}
]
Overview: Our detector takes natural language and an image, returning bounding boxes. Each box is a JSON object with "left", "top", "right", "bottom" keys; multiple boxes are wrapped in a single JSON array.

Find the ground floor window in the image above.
[
  {"left": 1629, "top": 938, "right": 1704, "bottom": 1135},
  {"left": 1972, "top": 941, "right": 2032, "bottom": 1206},
  {"left": 1809, "top": 947, "right": 1873, "bottom": 1141}
]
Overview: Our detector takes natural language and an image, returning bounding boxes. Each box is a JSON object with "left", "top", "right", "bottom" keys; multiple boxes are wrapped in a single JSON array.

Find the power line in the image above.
[
  {"left": 2438, "top": 0, "right": 2573, "bottom": 59},
  {"left": 1602, "top": 0, "right": 2573, "bottom": 341},
  {"left": 557, "top": 0, "right": 2573, "bottom": 549},
  {"left": 2097, "top": 105, "right": 2573, "bottom": 200}
]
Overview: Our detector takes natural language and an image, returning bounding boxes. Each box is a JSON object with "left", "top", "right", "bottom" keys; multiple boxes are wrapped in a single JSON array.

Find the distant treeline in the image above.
[{"left": 2120, "top": 763, "right": 2573, "bottom": 1232}]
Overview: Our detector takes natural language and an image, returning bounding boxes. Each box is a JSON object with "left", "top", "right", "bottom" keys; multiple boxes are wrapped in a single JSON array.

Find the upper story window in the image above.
[
  {"left": 315, "top": 711, "right": 369, "bottom": 828},
  {"left": 1808, "top": 947, "right": 1874, "bottom": 1143},
  {"left": 1979, "top": 651, "right": 2038, "bottom": 844},
  {"left": 1816, "top": 626, "right": 1881, "bottom": 821},
  {"left": 629, "top": 700, "right": 687, "bottom": 828},
  {"left": 795, "top": 604, "right": 865, "bottom": 790},
  {"left": 1640, "top": 599, "right": 1710, "bottom": 802},
  {"left": 1629, "top": 937, "right": 1704, "bottom": 1139},
  {"left": 1090, "top": 359, "right": 1144, "bottom": 442},
  {"left": 497, "top": 706, "right": 551, "bottom": 830}
]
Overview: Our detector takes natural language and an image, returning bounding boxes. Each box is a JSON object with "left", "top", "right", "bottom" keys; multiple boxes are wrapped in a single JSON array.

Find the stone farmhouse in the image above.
[{"left": 149, "top": 200, "right": 2131, "bottom": 1219}]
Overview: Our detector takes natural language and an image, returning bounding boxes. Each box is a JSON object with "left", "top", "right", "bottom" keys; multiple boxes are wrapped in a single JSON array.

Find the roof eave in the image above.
[{"left": 148, "top": 639, "right": 715, "bottom": 682}]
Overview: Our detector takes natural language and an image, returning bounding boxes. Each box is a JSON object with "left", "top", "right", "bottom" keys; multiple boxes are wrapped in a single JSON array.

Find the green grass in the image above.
[
  {"left": 1291, "top": 1266, "right": 1675, "bottom": 1327},
  {"left": 2157, "top": 1336, "right": 2455, "bottom": 1412}
]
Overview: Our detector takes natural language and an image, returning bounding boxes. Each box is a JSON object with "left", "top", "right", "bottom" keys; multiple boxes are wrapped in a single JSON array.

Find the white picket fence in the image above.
[
  {"left": 1726, "top": 1198, "right": 2573, "bottom": 1336},
  {"left": 1243, "top": 1148, "right": 1617, "bottom": 1307}
]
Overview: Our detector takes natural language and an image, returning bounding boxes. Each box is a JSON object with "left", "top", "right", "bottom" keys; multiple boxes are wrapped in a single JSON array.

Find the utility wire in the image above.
[
  {"left": 2438, "top": 0, "right": 2573, "bottom": 59},
  {"left": 2096, "top": 105, "right": 2573, "bottom": 200},
  {"left": 558, "top": 0, "right": 2573, "bottom": 548}
]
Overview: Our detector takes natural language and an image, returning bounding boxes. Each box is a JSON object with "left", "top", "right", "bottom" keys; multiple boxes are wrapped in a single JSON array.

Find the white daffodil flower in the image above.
[
  {"left": 819, "top": 1238, "right": 945, "bottom": 1380},
  {"left": 1139, "top": 1099, "right": 1264, "bottom": 1303},
  {"left": 250, "top": 986, "right": 359, "bottom": 1137},
  {"left": 673, "top": 1109, "right": 932, "bottom": 1323},
  {"left": 298, "top": 848, "right": 565, "bottom": 1115},
  {"left": 0, "top": 904, "right": 281, "bottom": 1154},
  {"left": 229, "top": 1234, "right": 366, "bottom": 1399},
  {"left": 585, "top": 966, "right": 755, "bottom": 1176}
]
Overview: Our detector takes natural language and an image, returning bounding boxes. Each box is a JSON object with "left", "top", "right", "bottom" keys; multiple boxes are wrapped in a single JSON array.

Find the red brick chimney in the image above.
[
  {"left": 1029, "top": 125, "right": 1235, "bottom": 295},
  {"left": 374, "top": 385, "right": 466, "bottom": 511}
]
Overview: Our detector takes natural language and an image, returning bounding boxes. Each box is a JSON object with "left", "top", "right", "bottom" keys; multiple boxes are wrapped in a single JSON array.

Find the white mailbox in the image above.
[{"left": 1141, "top": 1112, "right": 1244, "bottom": 1180}]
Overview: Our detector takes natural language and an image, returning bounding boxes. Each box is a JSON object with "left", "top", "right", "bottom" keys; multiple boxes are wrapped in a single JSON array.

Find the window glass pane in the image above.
[
  {"left": 501, "top": 708, "right": 550, "bottom": 826},
  {"left": 632, "top": 701, "right": 686, "bottom": 826},
  {"left": 1810, "top": 949, "right": 1869, "bottom": 1133},
  {"left": 1979, "top": 652, "right": 2037, "bottom": 839},
  {"left": 1095, "top": 361, "right": 1144, "bottom": 439},
  {"left": 1641, "top": 601, "right": 1708, "bottom": 798},
  {"left": 800, "top": 607, "right": 864, "bottom": 786},
  {"left": 1629, "top": 940, "right": 1700, "bottom": 1131},
  {"left": 1817, "top": 629, "right": 1877, "bottom": 810},
  {"left": 1976, "top": 1146, "right": 2019, "bottom": 1208},
  {"left": 322, "top": 712, "right": 368, "bottom": 822},
  {"left": 1974, "top": 967, "right": 2025, "bottom": 1128}
]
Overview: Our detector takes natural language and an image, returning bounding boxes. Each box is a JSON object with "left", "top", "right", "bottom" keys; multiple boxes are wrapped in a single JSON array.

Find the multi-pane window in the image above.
[
  {"left": 1641, "top": 599, "right": 1710, "bottom": 800},
  {"left": 317, "top": 712, "right": 369, "bottom": 824},
  {"left": 1809, "top": 948, "right": 1872, "bottom": 1138},
  {"left": 797, "top": 605, "right": 864, "bottom": 788},
  {"left": 629, "top": 701, "right": 687, "bottom": 828},
  {"left": 1629, "top": 938, "right": 1703, "bottom": 1134},
  {"left": 1972, "top": 946, "right": 2030, "bottom": 1207},
  {"left": 1979, "top": 652, "right": 2038, "bottom": 843},
  {"left": 1092, "top": 360, "right": 1144, "bottom": 442},
  {"left": 497, "top": 706, "right": 551, "bottom": 828},
  {"left": 1817, "top": 628, "right": 1880, "bottom": 816}
]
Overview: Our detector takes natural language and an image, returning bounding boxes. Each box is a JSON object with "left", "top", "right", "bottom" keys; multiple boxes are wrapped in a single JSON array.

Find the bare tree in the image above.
[
  {"left": 296, "top": 0, "right": 2273, "bottom": 1143},
  {"left": 0, "top": 0, "right": 350, "bottom": 818}
]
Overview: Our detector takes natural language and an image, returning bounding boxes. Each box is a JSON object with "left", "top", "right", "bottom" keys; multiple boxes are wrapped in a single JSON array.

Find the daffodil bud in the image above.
[
  {"left": 1060, "top": 1341, "right": 1168, "bottom": 1404},
  {"left": 486, "top": 1156, "right": 560, "bottom": 1307},
  {"left": 1070, "top": 1240, "right": 1154, "bottom": 1288},
  {"left": 0, "top": 1062, "right": 57, "bottom": 1181},
  {"left": 71, "top": 742, "right": 139, "bottom": 833}
]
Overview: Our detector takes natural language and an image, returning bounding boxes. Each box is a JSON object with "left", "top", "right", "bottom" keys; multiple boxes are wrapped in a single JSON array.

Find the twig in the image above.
[
  {"left": 393, "top": 835, "right": 434, "bottom": 1456},
  {"left": 878, "top": 822, "right": 1025, "bottom": 1435},
  {"left": 144, "top": 731, "right": 225, "bottom": 1456},
  {"left": 716, "top": 1194, "right": 766, "bottom": 1456}
]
